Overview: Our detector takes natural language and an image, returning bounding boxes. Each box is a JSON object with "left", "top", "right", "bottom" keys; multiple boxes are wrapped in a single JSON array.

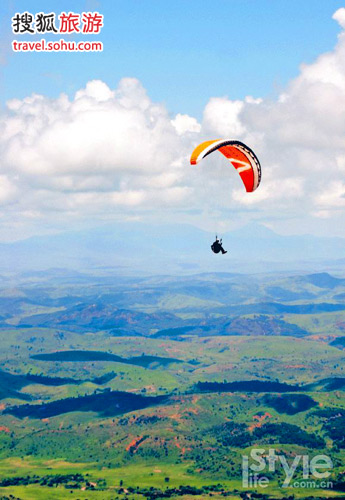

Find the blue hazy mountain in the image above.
[{"left": 1, "top": 222, "right": 345, "bottom": 274}]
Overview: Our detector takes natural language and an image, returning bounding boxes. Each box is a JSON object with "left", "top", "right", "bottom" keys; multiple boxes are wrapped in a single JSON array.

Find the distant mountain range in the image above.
[
  {"left": 2, "top": 268, "right": 345, "bottom": 337},
  {"left": 1, "top": 222, "right": 345, "bottom": 274}
]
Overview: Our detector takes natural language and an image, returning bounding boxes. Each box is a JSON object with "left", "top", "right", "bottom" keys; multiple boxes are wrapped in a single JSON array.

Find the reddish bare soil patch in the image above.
[{"left": 248, "top": 412, "right": 272, "bottom": 431}]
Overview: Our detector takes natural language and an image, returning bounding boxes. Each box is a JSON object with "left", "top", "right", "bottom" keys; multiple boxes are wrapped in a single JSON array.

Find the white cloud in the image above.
[
  {"left": 0, "top": 76, "right": 200, "bottom": 241},
  {"left": 315, "top": 181, "right": 345, "bottom": 208},
  {"left": 3, "top": 79, "right": 182, "bottom": 179},
  {"left": 2, "top": 8, "right": 345, "bottom": 238},
  {"left": 333, "top": 8, "right": 345, "bottom": 29},
  {"left": 74, "top": 80, "right": 114, "bottom": 102},
  {"left": 232, "top": 175, "right": 304, "bottom": 206},
  {"left": 171, "top": 114, "right": 201, "bottom": 135},
  {"left": 202, "top": 97, "right": 245, "bottom": 137},
  {"left": 0, "top": 78, "right": 192, "bottom": 218},
  {"left": 0, "top": 175, "right": 17, "bottom": 204}
]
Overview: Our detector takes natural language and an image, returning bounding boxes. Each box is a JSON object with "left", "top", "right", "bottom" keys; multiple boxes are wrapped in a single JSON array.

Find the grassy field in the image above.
[{"left": 0, "top": 271, "right": 344, "bottom": 498}]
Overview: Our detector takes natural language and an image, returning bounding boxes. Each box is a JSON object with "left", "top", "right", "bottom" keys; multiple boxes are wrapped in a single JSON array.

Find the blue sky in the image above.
[
  {"left": 1, "top": 1, "right": 345, "bottom": 241},
  {"left": 2, "top": 0, "right": 344, "bottom": 117}
]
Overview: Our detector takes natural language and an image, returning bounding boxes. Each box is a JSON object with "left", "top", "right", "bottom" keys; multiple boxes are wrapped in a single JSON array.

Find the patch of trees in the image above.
[
  {"left": 263, "top": 394, "right": 317, "bottom": 415},
  {"left": 25, "top": 373, "right": 83, "bottom": 386},
  {"left": 322, "top": 377, "right": 345, "bottom": 390},
  {"left": 4, "top": 390, "right": 168, "bottom": 419},
  {"left": 330, "top": 337, "right": 345, "bottom": 350},
  {"left": 121, "top": 484, "right": 274, "bottom": 499},
  {"left": 31, "top": 350, "right": 182, "bottom": 368},
  {"left": 333, "top": 476, "right": 345, "bottom": 491},
  {"left": 0, "top": 473, "right": 105, "bottom": 490},
  {"left": 252, "top": 423, "right": 325, "bottom": 448},
  {"left": 211, "top": 421, "right": 252, "bottom": 447},
  {"left": 0, "top": 367, "right": 118, "bottom": 394},
  {"left": 195, "top": 380, "right": 301, "bottom": 393},
  {"left": 92, "top": 371, "right": 117, "bottom": 384},
  {"left": 121, "top": 484, "right": 238, "bottom": 499},
  {"left": 211, "top": 421, "right": 325, "bottom": 449},
  {"left": 312, "top": 408, "right": 345, "bottom": 419},
  {"left": 320, "top": 414, "right": 345, "bottom": 448}
]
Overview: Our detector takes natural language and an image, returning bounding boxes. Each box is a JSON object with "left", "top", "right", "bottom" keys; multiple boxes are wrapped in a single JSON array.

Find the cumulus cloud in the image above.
[
  {"left": 171, "top": 114, "right": 201, "bottom": 135},
  {"left": 202, "top": 97, "right": 245, "bottom": 136},
  {"left": 0, "top": 175, "right": 17, "bottom": 204},
  {"left": 0, "top": 78, "right": 197, "bottom": 230},
  {"left": 2, "top": 8, "right": 345, "bottom": 238},
  {"left": 3, "top": 78, "right": 181, "bottom": 179},
  {"left": 333, "top": 8, "right": 345, "bottom": 29},
  {"left": 200, "top": 7, "right": 345, "bottom": 233}
]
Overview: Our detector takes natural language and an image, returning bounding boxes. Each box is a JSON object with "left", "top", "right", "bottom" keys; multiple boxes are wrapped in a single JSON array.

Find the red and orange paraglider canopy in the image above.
[{"left": 190, "top": 139, "right": 261, "bottom": 192}]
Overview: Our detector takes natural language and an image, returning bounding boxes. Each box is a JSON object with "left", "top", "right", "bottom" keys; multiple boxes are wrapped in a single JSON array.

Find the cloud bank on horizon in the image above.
[{"left": 1, "top": 8, "right": 345, "bottom": 240}]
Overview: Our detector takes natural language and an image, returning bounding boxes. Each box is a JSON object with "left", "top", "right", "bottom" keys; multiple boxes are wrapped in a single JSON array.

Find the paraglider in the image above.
[
  {"left": 211, "top": 236, "right": 227, "bottom": 254},
  {"left": 190, "top": 139, "right": 261, "bottom": 254},
  {"left": 190, "top": 139, "right": 261, "bottom": 192}
]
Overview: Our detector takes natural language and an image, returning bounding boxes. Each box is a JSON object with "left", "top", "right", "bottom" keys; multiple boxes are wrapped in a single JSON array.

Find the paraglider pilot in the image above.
[{"left": 211, "top": 236, "right": 227, "bottom": 255}]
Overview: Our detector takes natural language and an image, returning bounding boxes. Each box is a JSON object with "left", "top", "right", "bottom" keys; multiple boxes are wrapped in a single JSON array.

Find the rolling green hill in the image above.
[{"left": 0, "top": 270, "right": 344, "bottom": 498}]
